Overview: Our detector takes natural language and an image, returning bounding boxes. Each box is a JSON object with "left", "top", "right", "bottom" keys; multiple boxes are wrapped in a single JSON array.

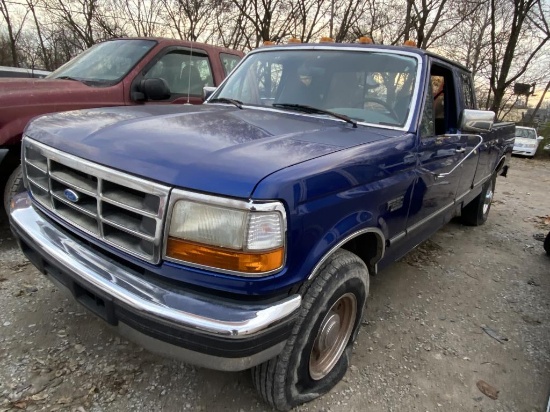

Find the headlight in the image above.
[
  {"left": 525, "top": 143, "right": 536, "bottom": 148},
  {"left": 165, "top": 190, "right": 286, "bottom": 276}
]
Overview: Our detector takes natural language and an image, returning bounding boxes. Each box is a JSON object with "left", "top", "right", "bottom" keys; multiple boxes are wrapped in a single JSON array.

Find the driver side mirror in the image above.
[
  {"left": 537, "top": 135, "right": 543, "bottom": 141},
  {"left": 459, "top": 109, "right": 495, "bottom": 132},
  {"left": 203, "top": 86, "right": 217, "bottom": 101},
  {"left": 139, "top": 78, "right": 171, "bottom": 101}
]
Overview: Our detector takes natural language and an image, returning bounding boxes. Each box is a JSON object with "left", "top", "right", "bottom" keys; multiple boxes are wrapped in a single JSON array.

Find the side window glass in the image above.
[
  {"left": 420, "top": 80, "right": 435, "bottom": 138},
  {"left": 144, "top": 52, "right": 185, "bottom": 95},
  {"left": 221, "top": 53, "right": 242, "bottom": 76},
  {"left": 461, "top": 73, "right": 474, "bottom": 109},
  {"left": 432, "top": 75, "right": 445, "bottom": 135},
  {"left": 144, "top": 51, "right": 212, "bottom": 96},
  {"left": 186, "top": 55, "right": 213, "bottom": 91},
  {"left": 426, "top": 65, "right": 457, "bottom": 135}
]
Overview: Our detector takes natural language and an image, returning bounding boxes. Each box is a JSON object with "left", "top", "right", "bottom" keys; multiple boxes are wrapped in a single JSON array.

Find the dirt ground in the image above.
[{"left": 1, "top": 156, "right": 549, "bottom": 412}]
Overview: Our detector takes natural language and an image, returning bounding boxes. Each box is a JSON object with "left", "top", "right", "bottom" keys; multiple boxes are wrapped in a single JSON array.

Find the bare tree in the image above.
[
  {"left": 332, "top": 0, "right": 367, "bottom": 42},
  {"left": 488, "top": 0, "right": 550, "bottom": 116},
  {"left": 0, "top": 0, "right": 29, "bottom": 66},
  {"left": 213, "top": 2, "right": 255, "bottom": 49},
  {"left": 117, "top": 0, "right": 166, "bottom": 37},
  {"left": 161, "top": 0, "right": 217, "bottom": 41},
  {"left": 285, "top": 0, "right": 328, "bottom": 43},
  {"left": 229, "top": 0, "right": 296, "bottom": 46}
]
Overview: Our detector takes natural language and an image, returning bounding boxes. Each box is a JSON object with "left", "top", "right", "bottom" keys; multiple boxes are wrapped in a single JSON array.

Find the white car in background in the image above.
[{"left": 512, "top": 126, "right": 543, "bottom": 157}]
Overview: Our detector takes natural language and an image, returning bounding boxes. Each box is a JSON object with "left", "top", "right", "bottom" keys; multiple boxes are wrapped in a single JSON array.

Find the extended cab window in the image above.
[
  {"left": 144, "top": 51, "right": 213, "bottom": 96},
  {"left": 220, "top": 53, "right": 242, "bottom": 76},
  {"left": 213, "top": 50, "right": 419, "bottom": 128}
]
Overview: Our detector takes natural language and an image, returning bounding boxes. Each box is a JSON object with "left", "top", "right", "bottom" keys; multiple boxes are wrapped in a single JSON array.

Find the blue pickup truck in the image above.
[{"left": 10, "top": 42, "right": 514, "bottom": 410}]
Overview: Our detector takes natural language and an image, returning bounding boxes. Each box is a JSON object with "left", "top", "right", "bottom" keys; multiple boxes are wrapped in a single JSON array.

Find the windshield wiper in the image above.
[
  {"left": 272, "top": 103, "right": 357, "bottom": 128},
  {"left": 54, "top": 76, "right": 99, "bottom": 86},
  {"left": 208, "top": 97, "right": 243, "bottom": 109},
  {"left": 55, "top": 76, "right": 83, "bottom": 82}
]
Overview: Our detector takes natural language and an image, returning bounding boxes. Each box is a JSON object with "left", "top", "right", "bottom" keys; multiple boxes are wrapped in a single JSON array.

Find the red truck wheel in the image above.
[
  {"left": 252, "top": 249, "right": 369, "bottom": 411},
  {"left": 3, "top": 165, "right": 24, "bottom": 217}
]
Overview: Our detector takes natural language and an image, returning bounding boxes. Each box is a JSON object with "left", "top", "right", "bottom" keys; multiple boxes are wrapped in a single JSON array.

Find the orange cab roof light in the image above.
[
  {"left": 263, "top": 41, "right": 275, "bottom": 46},
  {"left": 319, "top": 37, "right": 334, "bottom": 43},
  {"left": 288, "top": 37, "right": 301, "bottom": 43},
  {"left": 404, "top": 40, "right": 416, "bottom": 47},
  {"left": 358, "top": 36, "right": 373, "bottom": 44}
]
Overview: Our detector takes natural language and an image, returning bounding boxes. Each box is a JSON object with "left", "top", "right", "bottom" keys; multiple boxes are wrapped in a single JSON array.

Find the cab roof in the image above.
[{"left": 254, "top": 42, "right": 471, "bottom": 73}]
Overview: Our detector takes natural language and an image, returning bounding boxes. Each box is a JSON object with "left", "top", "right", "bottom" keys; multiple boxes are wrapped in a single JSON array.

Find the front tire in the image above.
[
  {"left": 461, "top": 174, "right": 495, "bottom": 226},
  {"left": 252, "top": 249, "right": 369, "bottom": 411},
  {"left": 3, "top": 165, "right": 24, "bottom": 217},
  {"left": 544, "top": 231, "right": 550, "bottom": 256}
]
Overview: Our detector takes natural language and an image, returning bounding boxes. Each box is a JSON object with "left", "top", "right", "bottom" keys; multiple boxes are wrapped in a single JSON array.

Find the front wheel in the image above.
[
  {"left": 3, "top": 165, "right": 24, "bottom": 217},
  {"left": 252, "top": 249, "right": 369, "bottom": 411},
  {"left": 460, "top": 174, "right": 495, "bottom": 226}
]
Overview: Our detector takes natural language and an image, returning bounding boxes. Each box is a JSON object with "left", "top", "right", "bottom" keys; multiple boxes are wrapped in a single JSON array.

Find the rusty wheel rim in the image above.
[{"left": 309, "top": 293, "right": 357, "bottom": 381}]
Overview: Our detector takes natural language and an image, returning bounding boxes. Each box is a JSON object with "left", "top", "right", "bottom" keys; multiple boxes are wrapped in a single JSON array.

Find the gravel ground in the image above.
[{"left": 1, "top": 156, "right": 549, "bottom": 412}]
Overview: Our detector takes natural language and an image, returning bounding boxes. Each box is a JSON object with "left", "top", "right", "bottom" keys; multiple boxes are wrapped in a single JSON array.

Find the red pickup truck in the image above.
[{"left": 0, "top": 37, "right": 243, "bottom": 217}]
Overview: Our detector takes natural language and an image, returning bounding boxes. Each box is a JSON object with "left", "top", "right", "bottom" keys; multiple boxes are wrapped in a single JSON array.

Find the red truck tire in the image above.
[{"left": 3, "top": 165, "right": 23, "bottom": 217}]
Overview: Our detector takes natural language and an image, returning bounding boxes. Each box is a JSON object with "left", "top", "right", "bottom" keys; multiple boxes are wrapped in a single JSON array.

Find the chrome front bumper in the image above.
[{"left": 9, "top": 193, "right": 301, "bottom": 371}]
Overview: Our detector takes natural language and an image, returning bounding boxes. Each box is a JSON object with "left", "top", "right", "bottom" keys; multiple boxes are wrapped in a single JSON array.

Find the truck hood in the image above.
[
  {"left": 0, "top": 78, "right": 87, "bottom": 99},
  {"left": 25, "top": 105, "right": 399, "bottom": 198}
]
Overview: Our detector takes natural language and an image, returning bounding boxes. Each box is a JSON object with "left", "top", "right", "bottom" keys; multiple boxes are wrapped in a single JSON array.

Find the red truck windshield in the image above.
[{"left": 47, "top": 39, "right": 156, "bottom": 86}]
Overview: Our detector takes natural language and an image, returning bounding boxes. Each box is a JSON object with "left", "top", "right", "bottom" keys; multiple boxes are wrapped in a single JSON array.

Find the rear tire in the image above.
[
  {"left": 3, "top": 165, "right": 24, "bottom": 217},
  {"left": 252, "top": 249, "right": 369, "bottom": 411},
  {"left": 461, "top": 174, "right": 495, "bottom": 226}
]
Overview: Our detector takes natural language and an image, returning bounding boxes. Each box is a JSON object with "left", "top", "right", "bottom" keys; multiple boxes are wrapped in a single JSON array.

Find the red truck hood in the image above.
[
  {"left": 0, "top": 78, "right": 121, "bottom": 146},
  {"left": 0, "top": 78, "right": 88, "bottom": 101}
]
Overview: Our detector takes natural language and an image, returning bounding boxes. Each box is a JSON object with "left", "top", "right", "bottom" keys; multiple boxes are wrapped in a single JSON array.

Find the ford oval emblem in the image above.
[{"left": 63, "top": 189, "right": 80, "bottom": 203}]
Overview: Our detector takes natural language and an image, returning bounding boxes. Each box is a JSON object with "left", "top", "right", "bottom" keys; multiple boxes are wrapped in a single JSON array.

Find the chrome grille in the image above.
[{"left": 23, "top": 138, "right": 170, "bottom": 263}]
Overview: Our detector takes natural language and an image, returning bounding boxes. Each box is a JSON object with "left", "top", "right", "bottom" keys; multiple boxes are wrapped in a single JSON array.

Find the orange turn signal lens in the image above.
[{"left": 166, "top": 237, "right": 284, "bottom": 274}]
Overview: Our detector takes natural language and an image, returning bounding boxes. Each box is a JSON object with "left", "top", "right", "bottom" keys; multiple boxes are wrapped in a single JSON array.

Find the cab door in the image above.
[{"left": 406, "top": 61, "right": 465, "bottom": 238}]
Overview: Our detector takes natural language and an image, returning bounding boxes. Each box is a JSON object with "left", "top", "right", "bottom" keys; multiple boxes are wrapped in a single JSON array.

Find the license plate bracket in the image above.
[{"left": 72, "top": 282, "right": 118, "bottom": 325}]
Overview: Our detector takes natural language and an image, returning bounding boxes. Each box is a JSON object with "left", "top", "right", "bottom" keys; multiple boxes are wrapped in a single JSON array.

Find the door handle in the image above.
[{"left": 424, "top": 134, "right": 484, "bottom": 180}]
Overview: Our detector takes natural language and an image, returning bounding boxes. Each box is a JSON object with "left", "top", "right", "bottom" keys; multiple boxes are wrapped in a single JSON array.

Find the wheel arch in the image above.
[
  {"left": 494, "top": 155, "right": 506, "bottom": 174},
  {"left": 307, "top": 227, "right": 385, "bottom": 282}
]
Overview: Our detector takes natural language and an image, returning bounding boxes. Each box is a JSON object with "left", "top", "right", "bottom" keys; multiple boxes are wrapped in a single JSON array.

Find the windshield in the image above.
[
  {"left": 516, "top": 127, "right": 537, "bottom": 139},
  {"left": 211, "top": 49, "right": 419, "bottom": 127},
  {"left": 47, "top": 39, "right": 156, "bottom": 86}
]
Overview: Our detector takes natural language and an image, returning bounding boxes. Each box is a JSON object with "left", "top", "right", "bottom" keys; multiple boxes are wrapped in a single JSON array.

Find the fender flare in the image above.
[{"left": 307, "top": 227, "right": 386, "bottom": 281}]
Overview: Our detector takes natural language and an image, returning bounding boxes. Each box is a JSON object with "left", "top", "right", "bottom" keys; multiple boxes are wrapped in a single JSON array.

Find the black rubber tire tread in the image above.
[
  {"left": 544, "top": 231, "right": 550, "bottom": 256},
  {"left": 3, "top": 165, "right": 24, "bottom": 217},
  {"left": 252, "top": 249, "right": 369, "bottom": 411},
  {"left": 460, "top": 174, "right": 496, "bottom": 226}
]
